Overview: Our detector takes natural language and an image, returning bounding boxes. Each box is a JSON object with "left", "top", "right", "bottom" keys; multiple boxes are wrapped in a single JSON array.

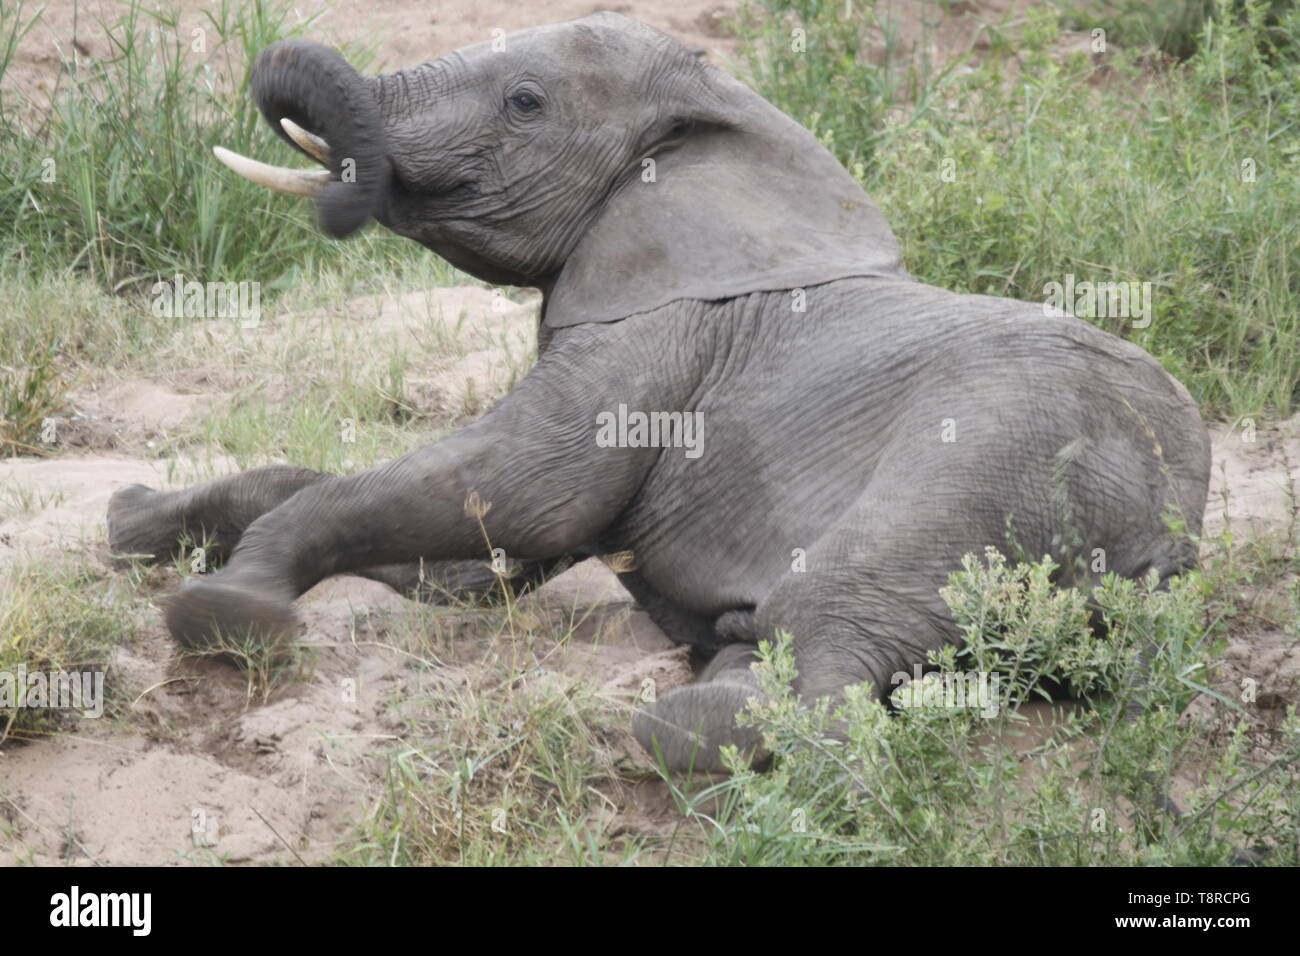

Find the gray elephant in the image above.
[{"left": 108, "top": 13, "right": 1211, "bottom": 772}]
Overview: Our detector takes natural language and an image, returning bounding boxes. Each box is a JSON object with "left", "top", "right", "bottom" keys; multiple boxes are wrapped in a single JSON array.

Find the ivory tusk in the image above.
[
  {"left": 280, "top": 117, "right": 331, "bottom": 166},
  {"left": 212, "top": 145, "right": 330, "bottom": 197}
]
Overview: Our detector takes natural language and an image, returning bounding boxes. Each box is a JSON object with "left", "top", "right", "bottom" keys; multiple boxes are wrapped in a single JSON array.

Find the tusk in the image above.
[
  {"left": 213, "top": 145, "right": 329, "bottom": 197},
  {"left": 280, "top": 117, "right": 331, "bottom": 166}
]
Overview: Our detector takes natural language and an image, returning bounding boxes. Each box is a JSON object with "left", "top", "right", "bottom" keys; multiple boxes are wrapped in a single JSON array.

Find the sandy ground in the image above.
[{"left": 0, "top": 285, "right": 699, "bottom": 865}]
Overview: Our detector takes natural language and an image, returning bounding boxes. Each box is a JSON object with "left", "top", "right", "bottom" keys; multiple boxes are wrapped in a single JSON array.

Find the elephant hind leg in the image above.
[
  {"left": 633, "top": 643, "right": 768, "bottom": 773},
  {"left": 108, "top": 464, "right": 330, "bottom": 564},
  {"left": 107, "top": 467, "right": 568, "bottom": 606},
  {"left": 633, "top": 488, "right": 1001, "bottom": 772},
  {"left": 356, "top": 555, "right": 569, "bottom": 603}
]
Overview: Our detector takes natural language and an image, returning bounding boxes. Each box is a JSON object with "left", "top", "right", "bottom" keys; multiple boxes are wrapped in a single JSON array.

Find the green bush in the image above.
[{"left": 679, "top": 551, "right": 1300, "bottom": 865}]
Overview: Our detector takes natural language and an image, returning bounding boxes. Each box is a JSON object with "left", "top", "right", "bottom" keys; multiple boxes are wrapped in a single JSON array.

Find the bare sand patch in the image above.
[{"left": 0, "top": 285, "right": 692, "bottom": 865}]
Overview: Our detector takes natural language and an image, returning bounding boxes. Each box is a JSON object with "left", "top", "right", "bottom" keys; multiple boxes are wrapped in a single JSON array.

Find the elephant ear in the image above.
[{"left": 544, "top": 64, "right": 910, "bottom": 327}]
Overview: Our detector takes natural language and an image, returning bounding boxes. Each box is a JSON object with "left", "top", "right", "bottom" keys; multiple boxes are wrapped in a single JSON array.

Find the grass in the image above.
[
  {"left": 176, "top": 632, "right": 313, "bottom": 709},
  {"left": 0, "top": 559, "right": 135, "bottom": 744},
  {"left": 347, "top": 672, "right": 638, "bottom": 865},
  {"left": 337, "top": 569, "right": 654, "bottom": 866},
  {"left": 0, "top": 273, "right": 167, "bottom": 455},
  {"left": 0, "top": 0, "right": 441, "bottom": 289},
  {"left": 734, "top": 0, "right": 1300, "bottom": 419}
]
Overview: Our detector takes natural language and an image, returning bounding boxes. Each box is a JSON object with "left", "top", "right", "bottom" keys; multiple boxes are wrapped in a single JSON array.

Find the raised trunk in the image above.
[{"left": 250, "top": 39, "right": 391, "bottom": 237}]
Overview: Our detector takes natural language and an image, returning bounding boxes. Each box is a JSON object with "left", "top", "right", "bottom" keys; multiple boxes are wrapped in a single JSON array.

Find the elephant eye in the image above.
[{"left": 507, "top": 90, "right": 541, "bottom": 113}]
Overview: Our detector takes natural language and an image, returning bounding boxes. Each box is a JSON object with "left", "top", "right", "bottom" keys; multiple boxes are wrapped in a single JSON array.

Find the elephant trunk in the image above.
[{"left": 248, "top": 39, "right": 390, "bottom": 238}]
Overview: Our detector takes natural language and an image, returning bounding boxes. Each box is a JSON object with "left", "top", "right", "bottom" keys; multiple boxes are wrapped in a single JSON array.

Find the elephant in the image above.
[{"left": 108, "top": 12, "right": 1211, "bottom": 773}]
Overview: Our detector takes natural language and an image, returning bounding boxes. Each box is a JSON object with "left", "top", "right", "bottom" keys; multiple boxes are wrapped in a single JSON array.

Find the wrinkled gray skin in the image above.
[{"left": 109, "top": 13, "right": 1211, "bottom": 772}]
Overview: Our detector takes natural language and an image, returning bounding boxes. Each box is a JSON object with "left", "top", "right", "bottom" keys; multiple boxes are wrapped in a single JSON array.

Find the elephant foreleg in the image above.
[
  {"left": 161, "top": 388, "right": 651, "bottom": 649},
  {"left": 108, "top": 464, "right": 571, "bottom": 604}
]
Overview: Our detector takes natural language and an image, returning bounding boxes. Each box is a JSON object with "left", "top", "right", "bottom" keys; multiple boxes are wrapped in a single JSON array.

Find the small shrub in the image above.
[{"left": 677, "top": 551, "right": 1300, "bottom": 865}]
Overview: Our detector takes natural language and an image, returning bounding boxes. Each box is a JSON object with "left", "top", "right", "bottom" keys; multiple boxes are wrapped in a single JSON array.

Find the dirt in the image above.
[
  {"left": 1184, "top": 417, "right": 1300, "bottom": 765},
  {"left": 1204, "top": 417, "right": 1300, "bottom": 539},
  {"left": 0, "top": 282, "right": 701, "bottom": 864}
]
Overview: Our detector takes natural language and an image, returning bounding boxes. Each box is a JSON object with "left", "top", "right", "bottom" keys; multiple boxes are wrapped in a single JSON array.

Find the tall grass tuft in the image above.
[
  {"left": 0, "top": 0, "right": 430, "bottom": 293},
  {"left": 0, "top": 560, "right": 133, "bottom": 744}
]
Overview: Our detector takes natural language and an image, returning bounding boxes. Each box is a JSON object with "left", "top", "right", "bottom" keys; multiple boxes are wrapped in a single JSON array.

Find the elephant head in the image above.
[{"left": 217, "top": 12, "right": 908, "bottom": 323}]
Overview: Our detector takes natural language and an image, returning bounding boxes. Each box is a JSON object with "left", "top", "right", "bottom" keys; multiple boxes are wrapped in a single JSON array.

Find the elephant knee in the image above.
[{"left": 698, "top": 642, "right": 761, "bottom": 683}]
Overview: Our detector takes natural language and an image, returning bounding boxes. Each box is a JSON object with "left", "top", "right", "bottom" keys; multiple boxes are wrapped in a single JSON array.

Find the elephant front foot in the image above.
[
  {"left": 633, "top": 681, "right": 768, "bottom": 773},
  {"left": 164, "top": 574, "right": 298, "bottom": 653}
]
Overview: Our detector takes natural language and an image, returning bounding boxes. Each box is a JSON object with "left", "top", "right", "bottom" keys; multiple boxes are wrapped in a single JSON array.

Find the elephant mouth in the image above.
[{"left": 215, "top": 118, "right": 476, "bottom": 230}]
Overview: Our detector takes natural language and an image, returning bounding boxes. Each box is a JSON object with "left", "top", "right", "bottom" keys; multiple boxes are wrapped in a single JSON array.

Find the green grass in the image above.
[
  {"left": 0, "top": 0, "right": 440, "bottom": 290},
  {"left": 338, "top": 580, "right": 654, "bottom": 866},
  {"left": 0, "top": 273, "right": 173, "bottom": 455},
  {"left": 0, "top": 559, "right": 136, "bottom": 744},
  {"left": 734, "top": 0, "right": 1300, "bottom": 418}
]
